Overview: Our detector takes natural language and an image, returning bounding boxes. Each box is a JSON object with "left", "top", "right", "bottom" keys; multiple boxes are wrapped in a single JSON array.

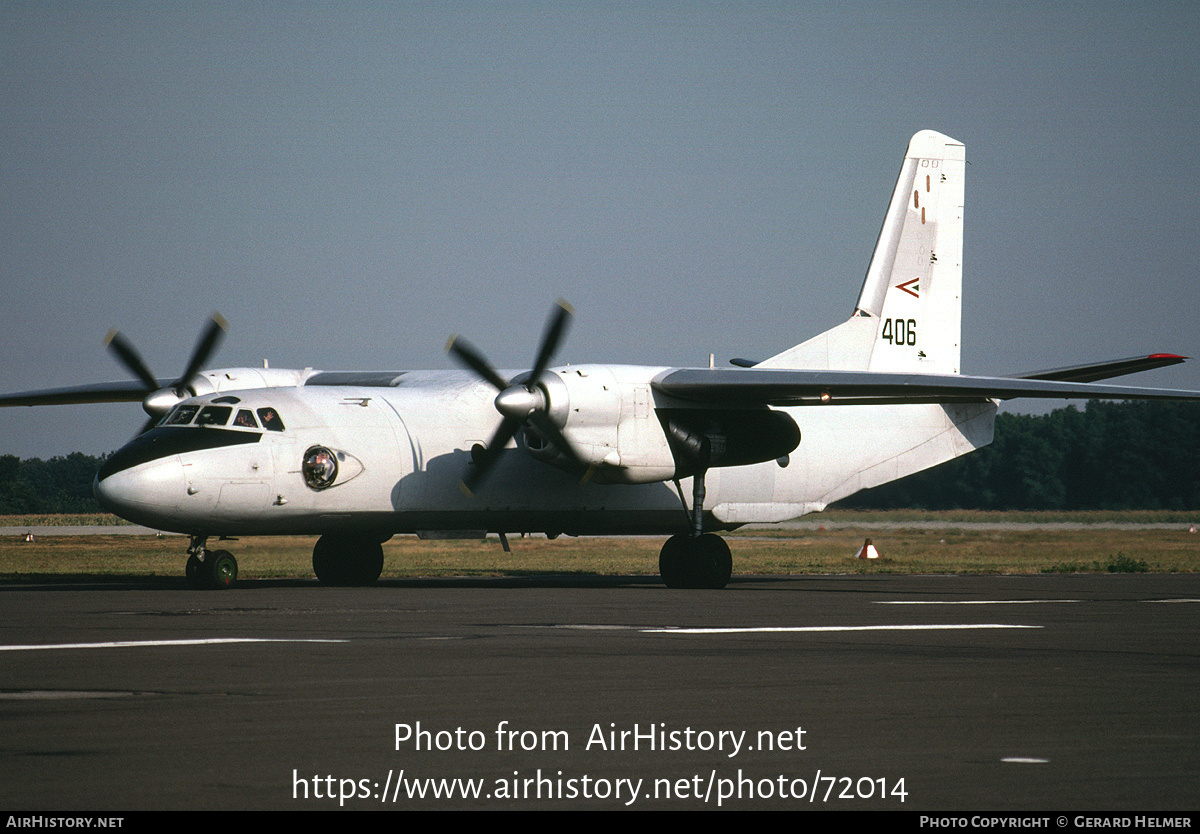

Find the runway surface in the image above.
[{"left": 2, "top": 572, "right": 1198, "bottom": 810}]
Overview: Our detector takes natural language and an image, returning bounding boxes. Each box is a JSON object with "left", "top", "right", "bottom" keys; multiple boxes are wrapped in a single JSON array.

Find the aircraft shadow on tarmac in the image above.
[{"left": 0, "top": 572, "right": 838, "bottom": 591}]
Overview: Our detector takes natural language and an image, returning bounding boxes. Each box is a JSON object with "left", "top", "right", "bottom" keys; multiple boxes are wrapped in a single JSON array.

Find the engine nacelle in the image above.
[
  {"left": 524, "top": 365, "right": 800, "bottom": 485},
  {"left": 656, "top": 408, "right": 800, "bottom": 477}
]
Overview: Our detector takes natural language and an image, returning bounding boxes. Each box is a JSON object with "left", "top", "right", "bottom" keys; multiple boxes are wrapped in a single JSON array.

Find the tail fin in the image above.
[{"left": 760, "top": 130, "right": 965, "bottom": 374}]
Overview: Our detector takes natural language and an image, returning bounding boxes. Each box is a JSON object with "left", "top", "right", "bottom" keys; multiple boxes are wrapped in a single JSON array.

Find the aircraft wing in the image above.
[
  {"left": 652, "top": 365, "right": 1200, "bottom": 407},
  {"left": 0, "top": 380, "right": 171, "bottom": 407}
]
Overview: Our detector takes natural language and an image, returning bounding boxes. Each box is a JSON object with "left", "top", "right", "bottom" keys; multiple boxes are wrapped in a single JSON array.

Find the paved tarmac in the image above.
[{"left": 1, "top": 572, "right": 1198, "bottom": 811}]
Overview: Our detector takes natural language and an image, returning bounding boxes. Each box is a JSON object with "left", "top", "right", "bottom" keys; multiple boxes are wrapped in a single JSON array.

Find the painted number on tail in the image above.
[{"left": 881, "top": 318, "right": 917, "bottom": 346}]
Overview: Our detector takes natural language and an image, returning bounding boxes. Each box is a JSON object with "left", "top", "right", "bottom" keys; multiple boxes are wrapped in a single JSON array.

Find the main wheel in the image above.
[
  {"left": 313, "top": 535, "right": 384, "bottom": 586},
  {"left": 690, "top": 534, "right": 732, "bottom": 590},
  {"left": 659, "top": 534, "right": 732, "bottom": 589},
  {"left": 312, "top": 535, "right": 345, "bottom": 585},
  {"left": 205, "top": 549, "right": 238, "bottom": 589},
  {"left": 659, "top": 534, "right": 690, "bottom": 589},
  {"left": 345, "top": 537, "right": 384, "bottom": 585}
]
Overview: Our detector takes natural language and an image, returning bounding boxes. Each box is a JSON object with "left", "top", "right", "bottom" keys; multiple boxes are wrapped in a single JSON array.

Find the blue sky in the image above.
[{"left": 3, "top": 1, "right": 1200, "bottom": 458}]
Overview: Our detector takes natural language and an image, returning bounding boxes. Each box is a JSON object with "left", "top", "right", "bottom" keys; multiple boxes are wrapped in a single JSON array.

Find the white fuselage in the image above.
[{"left": 94, "top": 365, "right": 995, "bottom": 538}]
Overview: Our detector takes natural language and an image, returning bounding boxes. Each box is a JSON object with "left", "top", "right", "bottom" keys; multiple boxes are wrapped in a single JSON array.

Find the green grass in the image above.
[{"left": 2, "top": 515, "right": 1199, "bottom": 582}]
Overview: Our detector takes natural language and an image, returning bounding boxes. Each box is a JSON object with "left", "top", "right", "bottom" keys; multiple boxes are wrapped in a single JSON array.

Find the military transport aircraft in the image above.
[{"left": 4, "top": 130, "right": 1199, "bottom": 589}]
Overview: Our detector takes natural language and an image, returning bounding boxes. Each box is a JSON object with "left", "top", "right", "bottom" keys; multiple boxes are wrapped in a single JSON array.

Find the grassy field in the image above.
[{"left": 2, "top": 511, "right": 1199, "bottom": 581}]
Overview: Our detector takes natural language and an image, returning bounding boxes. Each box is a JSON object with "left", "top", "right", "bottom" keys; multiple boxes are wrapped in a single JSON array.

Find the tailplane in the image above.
[{"left": 761, "top": 130, "right": 965, "bottom": 374}]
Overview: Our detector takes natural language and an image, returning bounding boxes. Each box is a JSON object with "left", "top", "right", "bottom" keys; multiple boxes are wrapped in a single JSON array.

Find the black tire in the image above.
[
  {"left": 659, "top": 534, "right": 690, "bottom": 588},
  {"left": 659, "top": 533, "right": 732, "bottom": 589},
  {"left": 313, "top": 534, "right": 384, "bottom": 586},
  {"left": 346, "top": 538, "right": 384, "bottom": 586},
  {"left": 312, "top": 535, "right": 344, "bottom": 585},
  {"left": 691, "top": 534, "right": 732, "bottom": 589},
  {"left": 185, "top": 553, "right": 205, "bottom": 589},
  {"left": 205, "top": 550, "right": 238, "bottom": 589}
]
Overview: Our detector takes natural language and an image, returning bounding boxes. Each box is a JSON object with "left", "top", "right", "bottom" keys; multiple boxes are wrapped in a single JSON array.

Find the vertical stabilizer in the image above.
[{"left": 761, "top": 130, "right": 965, "bottom": 373}]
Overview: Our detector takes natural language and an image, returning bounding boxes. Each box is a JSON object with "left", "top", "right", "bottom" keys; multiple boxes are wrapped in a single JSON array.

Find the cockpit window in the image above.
[
  {"left": 195, "top": 405, "right": 232, "bottom": 426},
  {"left": 164, "top": 405, "right": 199, "bottom": 426},
  {"left": 233, "top": 409, "right": 259, "bottom": 428},
  {"left": 257, "top": 407, "right": 285, "bottom": 431}
]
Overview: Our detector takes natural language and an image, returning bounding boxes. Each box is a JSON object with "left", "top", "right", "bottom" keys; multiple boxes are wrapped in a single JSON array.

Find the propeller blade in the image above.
[
  {"left": 527, "top": 412, "right": 589, "bottom": 473},
  {"left": 99, "top": 314, "right": 229, "bottom": 436},
  {"left": 450, "top": 299, "right": 577, "bottom": 493},
  {"left": 446, "top": 335, "right": 511, "bottom": 392},
  {"left": 174, "top": 313, "right": 227, "bottom": 391},
  {"left": 461, "top": 417, "right": 521, "bottom": 494},
  {"left": 104, "top": 331, "right": 158, "bottom": 392},
  {"left": 529, "top": 300, "right": 572, "bottom": 384}
]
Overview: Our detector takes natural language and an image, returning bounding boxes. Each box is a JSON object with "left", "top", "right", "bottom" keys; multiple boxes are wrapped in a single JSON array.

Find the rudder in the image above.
[{"left": 761, "top": 130, "right": 965, "bottom": 374}]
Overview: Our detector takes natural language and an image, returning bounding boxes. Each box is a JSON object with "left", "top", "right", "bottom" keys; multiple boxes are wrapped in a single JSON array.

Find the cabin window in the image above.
[
  {"left": 164, "top": 405, "right": 199, "bottom": 425},
  {"left": 233, "top": 409, "right": 259, "bottom": 428},
  {"left": 195, "top": 405, "right": 232, "bottom": 426},
  {"left": 257, "top": 407, "right": 285, "bottom": 431}
]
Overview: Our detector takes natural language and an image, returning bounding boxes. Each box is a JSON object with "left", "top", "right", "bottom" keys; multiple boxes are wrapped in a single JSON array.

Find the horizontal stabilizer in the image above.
[{"left": 1014, "top": 354, "right": 1187, "bottom": 384}]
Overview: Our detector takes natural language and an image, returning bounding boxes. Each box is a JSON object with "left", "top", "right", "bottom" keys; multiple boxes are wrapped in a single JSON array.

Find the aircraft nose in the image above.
[{"left": 94, "top": 448, "right": 185, "bottom": 527}]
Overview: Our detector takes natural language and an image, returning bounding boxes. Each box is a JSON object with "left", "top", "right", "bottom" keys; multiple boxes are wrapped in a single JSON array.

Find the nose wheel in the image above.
[{"left": 185, "top": 537, "right": 238, "bottom": 589}]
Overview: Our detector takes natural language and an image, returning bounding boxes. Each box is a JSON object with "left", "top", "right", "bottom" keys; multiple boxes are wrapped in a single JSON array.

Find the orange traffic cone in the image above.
[{"left": 855, "top": 538, "right": 880, "bottom": 559}]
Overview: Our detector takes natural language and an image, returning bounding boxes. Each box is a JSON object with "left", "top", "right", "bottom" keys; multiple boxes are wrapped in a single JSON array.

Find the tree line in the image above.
[
  {"left": 1, "top": 400, "right": 1198, "bottom": 514},
  {"left": 0, "top": 452, "right": 106, "bottom": 514},
  {"left": 840, "top": 400, "right": 1200, "bottom": 511}
]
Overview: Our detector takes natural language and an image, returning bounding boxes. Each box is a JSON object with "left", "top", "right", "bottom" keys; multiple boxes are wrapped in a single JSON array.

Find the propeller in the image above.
[
  {"left": 447, "top": 300, "right": 586, "bottom": 493},
  {"left": 105, "top": 313, "right": 227, "bottom": 433}
]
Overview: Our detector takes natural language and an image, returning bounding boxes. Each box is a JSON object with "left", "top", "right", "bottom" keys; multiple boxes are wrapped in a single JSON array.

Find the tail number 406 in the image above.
[{"left": 881, "top": 318, "right": 917, "bottom": 346}]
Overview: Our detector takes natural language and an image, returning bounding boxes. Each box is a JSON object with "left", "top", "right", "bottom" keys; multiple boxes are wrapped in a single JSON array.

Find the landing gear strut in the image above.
[
  {"left": 312, "top": 533, "right": 384, "bottom": 586},
  {"left": 659, "top": 461, "right": 733, "bottom": 589},
  {"left": 185, "top": 535, "right": 238, "bottom": 589}
]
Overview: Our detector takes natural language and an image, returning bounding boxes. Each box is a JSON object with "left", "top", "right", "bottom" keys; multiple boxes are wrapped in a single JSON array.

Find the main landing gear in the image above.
[
  {"left": 659, "top": 465, "right": 733, "bottom": 589},
  {"left": 185, "top": 536, "right": 238, "bottom": 589},
  {"left": 311, "top": 533, "right": 385, "bottom": 586}
]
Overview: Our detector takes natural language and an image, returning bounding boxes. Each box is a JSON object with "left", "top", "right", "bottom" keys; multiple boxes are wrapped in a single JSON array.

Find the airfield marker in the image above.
[{"left": 855, "top": 538, "right": 880, "bottom": 559}]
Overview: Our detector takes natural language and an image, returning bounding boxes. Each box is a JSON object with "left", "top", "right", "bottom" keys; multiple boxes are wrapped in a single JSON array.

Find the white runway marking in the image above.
[
  {"left": 0, "top": 638, "right": 348, "bottom": 652},
  {"left": 1002, "top": 757, "right": 1050, "bottom": 764},
  {"left": 0, "top": 690, "right": 144, "bottom": 700},
  {"left": 879, "top": 599, "right": 1081, "bottom": 605},
  {"left": 641, "top": 624, "right": 1041, "bottom": 634}
]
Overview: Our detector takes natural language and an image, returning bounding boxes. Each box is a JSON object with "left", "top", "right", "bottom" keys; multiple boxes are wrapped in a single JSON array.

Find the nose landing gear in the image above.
[{"left": 184, "top": 536, "right": 238, "bottom": 589}]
